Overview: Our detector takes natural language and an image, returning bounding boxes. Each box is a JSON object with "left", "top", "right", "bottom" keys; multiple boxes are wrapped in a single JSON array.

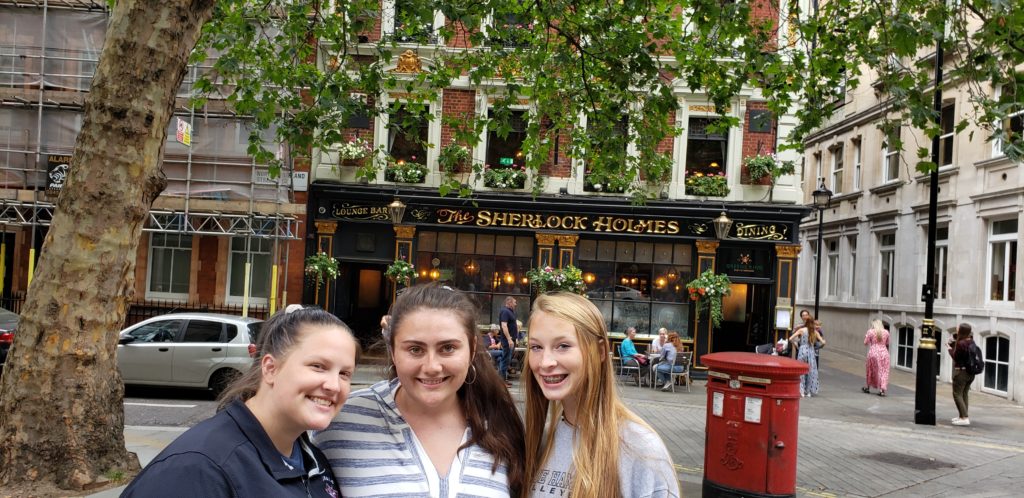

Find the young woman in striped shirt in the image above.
[{"left": 315, "top": 283, "right": 525, "bottom": 497}]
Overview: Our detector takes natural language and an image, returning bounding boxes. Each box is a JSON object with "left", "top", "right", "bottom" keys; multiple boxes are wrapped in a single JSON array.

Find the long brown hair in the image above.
[
  {"left": 523, "top": 292, "right": 662, "bottom": 498},
  {"left": 385, "top": 283, "right": 525, "bottom": 495},
  {"left": 217, "top": 306, "right": 356, "bottom": 410},
  {"left": 803, "top": 317, "right": 822, "bottom": 345},
  {"left": 666, "top": 332, "right": 683, "bottom": 350}
]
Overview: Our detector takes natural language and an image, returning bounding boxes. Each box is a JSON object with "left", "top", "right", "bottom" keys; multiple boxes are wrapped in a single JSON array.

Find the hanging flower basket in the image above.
[
  {"left": 686, "top": 269, "right": 732, "bottom": 327},
  {"left": 305, "top": 252, "right": 339, "bottom": 289},
  {"left": 385, "top": 259, "right": 417, "bottom": 286},
  {"left": 526, "top": 265, "right": 586, "bottom": 295}
]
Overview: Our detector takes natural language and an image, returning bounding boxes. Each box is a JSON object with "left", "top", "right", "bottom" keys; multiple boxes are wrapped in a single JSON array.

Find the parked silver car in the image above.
[{"left": 117, "top": 313, "right": 263, "bottom": 395}]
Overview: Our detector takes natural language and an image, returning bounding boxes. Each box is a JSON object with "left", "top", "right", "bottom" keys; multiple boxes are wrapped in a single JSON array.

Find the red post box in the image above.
[{"left": 701, "top": 352, "right": 809, "bottom": 498}]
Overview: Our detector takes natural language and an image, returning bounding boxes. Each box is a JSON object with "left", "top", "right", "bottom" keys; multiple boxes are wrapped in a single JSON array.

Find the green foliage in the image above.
[
  {"left": 686, "top": 270, "right": 732, "bottom": 327},
  {"left": 437, "top": 143, "right": 471, "bottom": 173},
  {"left": 685, "top": 173, "right": 729, "bottom": 197},
  {"left": 483, "top": 165, "right": 527, "bottom": 189},
  {"left": 526, "top": 265, "right": 586, "bottom": 295},
  {"left": 385, "top": 259, "right": 417, "bottom": 286},
  {"left": 305, "top": 252, "right": 339, "bottom": 289},
  {"left": 385, "top": 159, "right": 428, "bottom": 183}
]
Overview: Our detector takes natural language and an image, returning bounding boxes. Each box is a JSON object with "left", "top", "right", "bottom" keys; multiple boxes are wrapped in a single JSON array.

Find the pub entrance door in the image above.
[
  {"left": 712, "top": 283, "right": 773, "bottom": 353},
  {"left": 334, "top": 262, "right": 389, "bottom": 349}
]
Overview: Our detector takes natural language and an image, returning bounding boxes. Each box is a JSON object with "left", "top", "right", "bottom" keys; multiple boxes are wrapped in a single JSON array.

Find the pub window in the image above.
[
  {"left": 938, "top": 102, "right": 955, "bottom": 168},
  {"left": 387, "top": 103, "right": 429, "bottom": 165},
  {"left": 227, "top": 237, "right": 272, "bottom": 303},
  {"left": 685, "top": 117, "right": 728, "bottom": 195},
  {"left": 415, "top": 231, "right": 533, "bottom": 325},
  {"left": 147, "top": 232, "right": 192, "bottom": 300},
  {"left": 577, "top": 240, "right": 693, "bottom": 336},
  {"left": 485, "top": 109, "right": 527, "bottom": 169}
]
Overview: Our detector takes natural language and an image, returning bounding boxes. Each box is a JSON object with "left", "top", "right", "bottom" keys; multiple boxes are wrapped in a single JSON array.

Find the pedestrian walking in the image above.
[
  {"left": 862, "top": 319, "right": 891, "bottom": 396},
  {"left": 524, "top": 292, "right": 679, "bottom": 498},
  {"left": 121, "top": 306, "right": 358, "bottom": 497},
  {"left": 655, "top": 332, "right": 685, "bottom": 391},
  {"left": 790, "top": 317, "right": 826, "bottom": 397},
  {"left": 499, "top": 296, "right": 519, "bottom": 386},
  {"left": 314, "top": 283, "right": 526, "bottom": 497},
  {"left": 800, "top": 309, "right": 825, "bottom": 370},
  {"left": 948, "top": 323, "right": 978, "bottom": 426}
]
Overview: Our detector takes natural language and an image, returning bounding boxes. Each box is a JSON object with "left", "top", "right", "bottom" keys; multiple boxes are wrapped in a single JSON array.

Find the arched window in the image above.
[
  {"left": 896, "top": 325, "right": 914, "bottom": 369},
  {"left": 983, "top": 335, "right": 1010, "bottom": 394}
]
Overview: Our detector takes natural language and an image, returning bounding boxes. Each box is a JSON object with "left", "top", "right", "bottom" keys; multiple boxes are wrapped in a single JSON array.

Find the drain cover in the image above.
[{"left": 862, "top": 452, "right": 958, "bottom": 471}]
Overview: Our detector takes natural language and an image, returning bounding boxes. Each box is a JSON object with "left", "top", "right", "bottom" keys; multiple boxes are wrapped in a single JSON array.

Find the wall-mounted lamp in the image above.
[
  {"left": 463, "top": 258, "right": 478, "bottom": 275},
  {"left": 582, "top": 272, "right": 596, "bottom": 284},
  {"left": 388, "top": 198, "right": 407, "bottom": 226},
  {"left": 713, "top": 211, "right": 733, "bottom": 240}
]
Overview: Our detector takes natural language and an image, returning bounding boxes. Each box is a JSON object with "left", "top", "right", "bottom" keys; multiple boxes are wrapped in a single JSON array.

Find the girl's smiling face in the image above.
[
  {"left": 391, "top": 308, "right": 473, "bottom": 411},
  {"left": 528, "top": 309, "right": 584, "bottom": 420}
]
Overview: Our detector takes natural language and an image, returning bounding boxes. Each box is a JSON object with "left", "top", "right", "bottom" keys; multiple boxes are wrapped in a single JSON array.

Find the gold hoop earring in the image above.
[{"left": 464, "top": 364, "right": 478, "bottom": 385}]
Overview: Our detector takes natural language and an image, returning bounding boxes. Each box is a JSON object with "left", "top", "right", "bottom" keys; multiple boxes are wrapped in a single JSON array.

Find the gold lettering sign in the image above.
[
  {"left": 331, "top": 203, "right": 389, "bottom": 221},
  {"left": 437, "top": 208, "right": 475, "bottom": 225},
  {"left": 456, "top": 210, "right": 680, "bottom": 235},
  {"left": 733, "top": 223, "right": 788, "bottom": 240}
]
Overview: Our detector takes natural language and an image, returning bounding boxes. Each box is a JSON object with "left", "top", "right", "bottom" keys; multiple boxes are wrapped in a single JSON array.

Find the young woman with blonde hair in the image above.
[
  {"left": 862, "top": 319, "right": 891, "bottom": 396},
  {"left": 524, "top": 292, "right": 679, "bottom": 497}
]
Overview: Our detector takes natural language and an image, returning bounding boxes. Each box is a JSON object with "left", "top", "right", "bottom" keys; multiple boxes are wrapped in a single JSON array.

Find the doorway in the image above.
[
  {"left": 713, "top": 283, "right": 773, "bottom": 353},
  {"left": 334, "top": 262, "right": 390, "bottom": 349}
]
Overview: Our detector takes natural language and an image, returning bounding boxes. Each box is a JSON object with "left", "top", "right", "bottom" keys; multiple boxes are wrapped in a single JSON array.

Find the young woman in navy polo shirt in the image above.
[{"left": 122, "top": 306, "right": 357, "bottom": 497}]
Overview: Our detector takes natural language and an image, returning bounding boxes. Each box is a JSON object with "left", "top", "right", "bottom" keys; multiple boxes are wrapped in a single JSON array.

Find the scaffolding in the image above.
[{"left": 0, "top": 0, "right": 302, "bottom": 313}]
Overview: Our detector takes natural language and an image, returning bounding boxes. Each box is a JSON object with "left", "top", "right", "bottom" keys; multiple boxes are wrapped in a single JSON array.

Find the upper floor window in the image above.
[
  {"left": 684, "top": 117, "right": 728, "bottom": 195},
  {"left": 852, "top": 138, "right": 862, "bottom": 191},
  {"left": 847, "top": 235, "right": 857, "bottom": 297},
  {"left": 487, "top": 10, "right": 532, "bottom": 49},
  {"left": 938, "top": 102, "right": 955, "bottom": 168},
  {"left": 148, "top": 233, "right": 192, "bottom": 299},
  {"left": 934, "top": 226, "right": 948, "bottom": 300},
  {"left": 878, "top": 232, "right": 895, "bottom": 298},
  {"left": 228, "top": 237, "right": 272, "bottom": 303},
  {"left": 814, "top": 152, "right": 822, "bottom": 181},
  {"left": 993, "top": 84, "right": 1022, "bottom": 158},
  {"left": 830, "top": 144, "right": 844, "bottom": 194},
  {"left": 882, "top": 129, "right": 900, "bottom": 182},
  {"left": 386, "top": 103, "right": 430, "bottom": 165},
  {"left": 384, "top": 0, "right": 438, "bottom": 44},
  {"left": 486, "top": 109, "right": 528, "bottom": 169},
  {"left": 988, "top": 218, "right": 1017, "bottom": 302},
  {"left": 826, "top": 239, "right": 839, "bottom": 297}
]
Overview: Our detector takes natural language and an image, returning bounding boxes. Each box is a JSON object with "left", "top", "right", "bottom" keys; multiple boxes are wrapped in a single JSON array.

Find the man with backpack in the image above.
[{"left": 947, "top": 323, "right": 984, "bottom": 426}]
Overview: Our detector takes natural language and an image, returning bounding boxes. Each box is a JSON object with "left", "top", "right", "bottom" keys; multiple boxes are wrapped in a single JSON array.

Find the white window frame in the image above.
[
  {"left": 882, "top": 131, "right": 900, "bottom": 182},
  {"left": 847, "top": 235, "right": 857, "bottom": 298},
  {"left": 375, "top": 96, "right": 441, "bottom": 180},
  {"left": 226, "top": 237, "right": 272, "bottom": 305},
  {"left": 992, "top": 84, "right": 1023, "bottom": 158},
  {"left": 830, "top": 144, "right": 844, "bottom": 195},
  {"left": 146, "top": 232, "right": 193, "bottom": 301},
  {"left": 382, "top": 0, "right": 444, "bottom": 43},
  {"left": 852, "top": 138, "right": 862, "bottom": 191},
  {"left": 814, "top": 152, "right": 822, "bottom": 182},
  {"left": 826, "top": 239, "right": 839, "bottom": 297},
  {"left": 981, "top": 334, "right": 1010, "bottom": 395},
  {"left": 878, "top": 232, "right": 896, "bottom": 299},
  {"left": 986, "top": 218, "right": 1018, "bottom": 303},
  {"left": 938, "top": 102, "right": 955, "bottom": 168},
  {"left": 934, "top": 226, "right": 948, "bottom": 300},
  {"left": 896, "top": 325, "right": 915, "bottom": 369}
]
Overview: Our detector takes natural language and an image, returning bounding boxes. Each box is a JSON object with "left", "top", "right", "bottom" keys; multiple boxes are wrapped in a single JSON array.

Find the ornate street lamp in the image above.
[
  {"left": 812, "top": 179, "right": 832, "bottom": 319},
  {"left": 712, "top": 211, "right": 733, "bottom": 240},
  {"left": 387, "top": 198, "right": 407, "bottom": 226}
]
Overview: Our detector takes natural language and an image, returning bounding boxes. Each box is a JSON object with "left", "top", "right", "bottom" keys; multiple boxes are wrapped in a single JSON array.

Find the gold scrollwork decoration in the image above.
[
  {"left": 315, "top": 221, "right": 338, "bottom": 234},
  {"left": 555, "top": 234, "right": 579, "bottom": 247},
  {"left": 535, "top": 233, "right": 558, "bottom": 246},
  {"left": 394, "top": 50, "right": 422, "bottom": 74},
  {"left": 409, "top": 207, "right": 432, "bottom": 221},
  {"left": 393, "top": 225, "right": 416, "bottom": 239},
  {"left": 775, "top": 245, "right": 802, "bottom": 258},
  {"left": 733, "top": 223, "right": 788, "bottom": 240},
  {"left": 689, "top": 222, "right": 709, "bottom": 235},
  {"left": 695, "top": 240, "right": 719, "bottom": 254}
]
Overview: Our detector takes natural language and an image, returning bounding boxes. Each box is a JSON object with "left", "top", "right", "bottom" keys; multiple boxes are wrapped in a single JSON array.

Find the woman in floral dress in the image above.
[
  {"left": 862, "top": 319, "right": 891, "bottom": 396},
  {"left": 789, "top": 317, "right": 826, "bottom": 397}
]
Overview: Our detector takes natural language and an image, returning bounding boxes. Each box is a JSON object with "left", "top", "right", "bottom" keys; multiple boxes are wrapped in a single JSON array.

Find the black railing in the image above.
[
  {"left": 0, "top": 293, "right": 267, "bottom": 326},
  {"left": 0, "top": 292, "right": 26, "bottom": 313}
]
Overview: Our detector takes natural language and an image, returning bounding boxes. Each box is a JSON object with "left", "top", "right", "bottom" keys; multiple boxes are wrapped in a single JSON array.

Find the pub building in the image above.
[{"left": 306, "top": 184, "right": 809, "bottom": 370}]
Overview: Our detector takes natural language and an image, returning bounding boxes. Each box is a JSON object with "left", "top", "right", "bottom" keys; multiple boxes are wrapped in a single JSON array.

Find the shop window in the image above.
[
  {"left": 147, "top": 232, "right": 192, "bottom": 299},
  {"left": 988, "top": 218, "right": 1017, "bottom": 302},
  {"left": 826, "top": 239, "right": 839, "bottom": 297},
  {"left": 415, "top": 232, "right": 532, "bottom": 326},
  {"left": 684, "top": 117, "right": 728, "bottom": 195},
  {"left": 934, "top": 226, "right": 948, "bottom": 300},
  {"left": 830, "top": 144, "right": 844, "bottom": 195},
  {"left": 896, "top": 325, "right": 914, "bottom": 369},
  {"left": 993, "top": 84, "right": 1022, "bottom": 157},
  {"left": 983, "top": 335, "right": 1010, "bottom": 393},
  {"left": 882, "top": 129, "right": 900, "bottom": 182},
  {"left": 936, "top": 102, "right": 955, "bottom": 168},
  {"left": 228, "top": 237, "right": 272, "bottom": 303},
  {"left": 485, "top": 109, "right": 527, "bottom": 169},
  {"left": 577, "top": 240, "right": 692, "bottom": 336},
  {"left": 387, "top": 104, "right": 429, "bottom": 165},
  {"left": 878, "top": 232, "right": 895, "bottom": 298}
]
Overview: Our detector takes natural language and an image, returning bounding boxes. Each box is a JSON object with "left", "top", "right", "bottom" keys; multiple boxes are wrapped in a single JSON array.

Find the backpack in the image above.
[{"left": 965, "top": 341, "right": 985, "bottom": 376}]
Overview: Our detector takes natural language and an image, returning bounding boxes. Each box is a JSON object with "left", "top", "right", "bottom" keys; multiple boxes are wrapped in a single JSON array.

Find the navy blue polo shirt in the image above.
[
  {"left": 121, "top": 400, "right": 339, "bottom": 498},
  {"left": 499, "top": 306, "right": 518, "bottom": 345}
]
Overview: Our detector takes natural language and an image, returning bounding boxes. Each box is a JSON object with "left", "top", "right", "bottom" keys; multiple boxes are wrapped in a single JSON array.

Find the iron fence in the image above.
[{"left": 0, "top": 292, "right": 268, "bottom": 326}]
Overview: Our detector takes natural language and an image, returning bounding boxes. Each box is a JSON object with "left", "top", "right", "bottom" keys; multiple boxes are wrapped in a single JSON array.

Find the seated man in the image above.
[
  {"left": 485, "top": 324, "right": 503, "bottom": 368},
  {"left": 620, "top": 326, "right": 649, "bottom": 384}
]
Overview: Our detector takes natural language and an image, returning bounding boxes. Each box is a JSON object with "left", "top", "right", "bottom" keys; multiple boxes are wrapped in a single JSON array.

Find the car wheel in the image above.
[{"left": 209, "top": 368, "right": 241, "bottom": 397}]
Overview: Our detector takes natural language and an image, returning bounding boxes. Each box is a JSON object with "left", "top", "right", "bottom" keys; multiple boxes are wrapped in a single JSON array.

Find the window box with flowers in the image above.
[
  {"left": 336, "top": 137, "right": 372, "bottom": 167},
  {"left": 685, "top": 172, "right": 730, "bottom": 197},
  {"left": 483, "top": 164, "right": 527, "bottom": 189},
  {"left": 384, "top": 156, "right": 428, "bottom": 183},
  {"left": 583, "top": 171, "right": 629, "bottom": 193},
  {"left": 686, "top": 270, "right": 732, "bottom": 327},
  {"left": 527, "top": 265, "right": 586, "bottom": 295},
  {"left": 305, "top": 252, "right": 339, "bottom": 289},
  {"left": 385, "top": 259, "right": 417, "bottom": 286}
]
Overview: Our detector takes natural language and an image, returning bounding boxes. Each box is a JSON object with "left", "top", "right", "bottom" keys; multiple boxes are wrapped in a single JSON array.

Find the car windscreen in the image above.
[{"left": 247, "top": 322, "right": 262, "bottom": 344}]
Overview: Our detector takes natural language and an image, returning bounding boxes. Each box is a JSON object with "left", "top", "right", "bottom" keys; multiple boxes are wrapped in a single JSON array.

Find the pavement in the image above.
[{"left": 93, "top": 349, "right": 1024, "bottom": 497}]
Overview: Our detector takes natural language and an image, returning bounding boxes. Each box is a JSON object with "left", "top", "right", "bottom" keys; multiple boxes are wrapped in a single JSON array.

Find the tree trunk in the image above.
[{"left": 0, "top": 0, "right": 215, "bottom": 491}]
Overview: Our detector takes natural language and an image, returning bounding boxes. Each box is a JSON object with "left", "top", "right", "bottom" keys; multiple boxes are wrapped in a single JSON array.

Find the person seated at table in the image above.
[
  {"left": 656, "top": 332, "right": 685, "bottom": 391},
  {"left": 648, "top": 327, "right": 668, "bottom": 356},
  {"left": 620, "top": 327, "right": 649, "bottom": 384},
  {"left": 486, "top": 324, "right": 504, "bottom": 367}
]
